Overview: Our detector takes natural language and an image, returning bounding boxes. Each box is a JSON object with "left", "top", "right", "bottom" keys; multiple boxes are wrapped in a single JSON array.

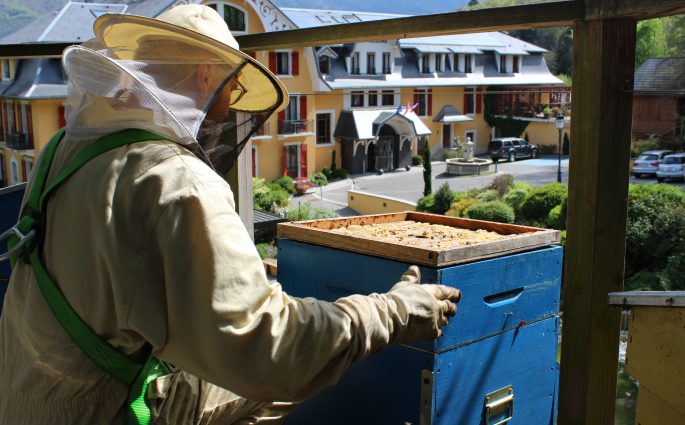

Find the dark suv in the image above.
[{"left": 488, "top": 137, "right": 539, "bottom": 162}]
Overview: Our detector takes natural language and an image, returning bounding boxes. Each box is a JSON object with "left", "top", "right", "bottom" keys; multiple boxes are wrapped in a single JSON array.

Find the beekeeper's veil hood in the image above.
[{"left": 62, "top": 4, "right": 288, "bottom": 175}]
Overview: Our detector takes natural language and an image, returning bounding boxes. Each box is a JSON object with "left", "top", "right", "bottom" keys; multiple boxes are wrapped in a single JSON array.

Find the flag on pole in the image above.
[
  {"left": 403, "top": 102, "right": 419, "bottom": 115},
  {"left": 396, "top": 104, "right": 403, "bottom": 114}
]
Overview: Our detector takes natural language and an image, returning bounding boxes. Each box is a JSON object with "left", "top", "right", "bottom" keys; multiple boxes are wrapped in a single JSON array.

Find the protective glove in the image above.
[
  {"left": 386, "top": 265, "right": 461, "bottom": 342},
  {"left": 333, "top": 265, "right": 461, "bottom": 360}
]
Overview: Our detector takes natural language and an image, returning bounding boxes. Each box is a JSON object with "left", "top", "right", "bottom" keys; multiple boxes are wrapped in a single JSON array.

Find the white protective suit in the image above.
[{"left": 0, "top": 5, "right": 460, "bottom": 425}]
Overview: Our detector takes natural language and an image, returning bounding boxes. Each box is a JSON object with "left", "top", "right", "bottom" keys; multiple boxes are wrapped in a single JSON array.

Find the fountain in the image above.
[{"left": 445, "top": 137, "right": 494, "bottom": 176}]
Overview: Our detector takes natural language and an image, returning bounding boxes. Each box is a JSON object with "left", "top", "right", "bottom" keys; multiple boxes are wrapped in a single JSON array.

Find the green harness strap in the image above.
[{"left": 9, "top": 128, "right": 172, "bottom": 425}]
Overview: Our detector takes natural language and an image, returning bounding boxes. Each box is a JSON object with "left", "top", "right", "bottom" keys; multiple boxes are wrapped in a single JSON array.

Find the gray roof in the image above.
[
  {"left": 1, "top": 58, "right": 67, "bottom": 99},
  {"left": 634, "top": 57, "right": 685, "bottom": 95},
  {"left": 280, "top": 8, "right": 547, "bottom": 54},
  {"left": 0, "top": 0, "right": 175, "bottom": 45}
]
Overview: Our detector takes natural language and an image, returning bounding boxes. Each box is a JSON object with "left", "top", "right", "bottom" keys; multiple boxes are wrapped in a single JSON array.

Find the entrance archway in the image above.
[{"left": 377, "top": 124, "right": 398, "bottom": 171}]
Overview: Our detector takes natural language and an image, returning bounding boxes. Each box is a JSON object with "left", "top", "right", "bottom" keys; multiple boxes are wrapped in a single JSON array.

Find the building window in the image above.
[
  {"left": 2, "top": 59, "right": 10, "bottom": 80},
  {"left": 351, "top": 52, "right": 360, "bottom": 74},
  {"left": 368, "top": 91, "right": 378, "bottom": 107},
  {"left": 421, "top": 54, "right": 431, "bottom": 74},
  {"left": 414, "top": 89, "right": 431, "bottom": 116},
  {"left": 465, "top": 54, "right": 473, "bottom": 73},
  {"left": 513, "top": 56, "right": 520, "bottom": 73},
  {"left": 465, "top": 130, "right": 476, "bottom": 146},
  {"left": 500, "top": 55, "right": 507, "bottom": 73},
  {"left": 279, "top": 95, "right": 308, "bottom": 134},
  {"left": 316, "top": 112, "right": 333, "bottom": 145},
  {"left": 445, "top": 54, "right": 452, "bottom": 72},
  {"left": 277, "top": 52, "right": 290, "bottom": 75},
  {"left": 435, "top": 54, "right": 443, "bottom": 72},
  {"left": 10, "top": 157, "right": 19, "bottom": 185},
  {"left": 207, "top": 3, "right": 246, "bottom": 32},
  {"left": 351, "top": 91, "right": 364, "bottom": 107},
  {"left": 319, "top": 56, "right": 330, "bottom": 75},
  {"left": 465, "top": 88, "right": 476, "bottom": 114},
  {"left": 381, "top": 90, "right": 394, "bottom": 106},
  {"left": 382, "top": 52, "right": 391, "bottom": 74},
  {"left": 367, "top": 52, "right": 376, "bottom": 74}
]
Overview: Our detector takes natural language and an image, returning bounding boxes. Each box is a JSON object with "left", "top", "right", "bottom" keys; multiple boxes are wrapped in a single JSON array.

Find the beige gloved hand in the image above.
[
  {"left": 385, "top": 265, "right": 461, "bottom": 343},
  {"left": 333, "top": 265, "right": 461, "bottom": 361}
]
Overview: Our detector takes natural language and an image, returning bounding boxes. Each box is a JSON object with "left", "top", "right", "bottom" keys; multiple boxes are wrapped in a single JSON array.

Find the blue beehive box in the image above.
[{"left": 276, "top": 213, "right": 561, "bottom": 425}]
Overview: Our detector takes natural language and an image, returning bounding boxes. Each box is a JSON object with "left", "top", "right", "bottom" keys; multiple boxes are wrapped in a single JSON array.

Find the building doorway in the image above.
[
  {"left": 442, "top": 124, "right": 452, "bottom": 148},
  {"left": 377, "top": 124, "right": 397, "bottom": 171},
  {"left": 284, "top": 144, "right": 299, "bottom": 178},
  {"left": 367, "top": 142, "right": 376, "bottom": 172}
]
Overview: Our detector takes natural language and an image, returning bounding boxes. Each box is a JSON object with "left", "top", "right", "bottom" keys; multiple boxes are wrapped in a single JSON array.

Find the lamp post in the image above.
[{"left": 555, "top": 114, "right": 565, "bottom": 183}]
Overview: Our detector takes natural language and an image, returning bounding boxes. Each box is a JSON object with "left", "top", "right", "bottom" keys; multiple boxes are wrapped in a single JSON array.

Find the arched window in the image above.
[{"left": 207, "top": 3, "right": 246, "bottom": 33}]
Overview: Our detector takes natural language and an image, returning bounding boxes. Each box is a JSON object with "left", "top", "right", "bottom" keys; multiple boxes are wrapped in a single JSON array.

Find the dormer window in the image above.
[
  {"left": 465, "top": 54, "right": 473, "bottom": 73},
  {"left": 513, "top": 55, "right": 520, "bottom": 73},
  {"left": 2, "top": 59, "right": 10, "bottom": 80},
  {"left": 319, "top": 56, "right": 330, "bottom": 75},
  {"left": 421, "top": 55, "right": 430, "bottom": 74},
  {"left": 445, "top": 55, "right": 452, "bottom": 72},
  {"left": 500, "top": 55, "right": 508, "bottom": 74},
  {"left": 207, "top": 3, "right": 246, "bottom": 33},
  {"left": 382, "top": 53, "right": 391, "bottom": 74},
  {"left": 435, "top": 54, "right": 443, "bottom": 73},
  {"left": 367, "top": 52, "right": 376, "bottom": 74},
  {"left": 351, "top": 52, "right": 360, "bottom": 74}
]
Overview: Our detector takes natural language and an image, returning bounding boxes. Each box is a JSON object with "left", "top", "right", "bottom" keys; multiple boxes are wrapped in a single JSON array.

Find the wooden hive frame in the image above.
[
  {"left": 278, "top": 211, "right": 560, "bottom": 266},
  {"left": 4, "top": 1, "right": 685, "bottom": 423}
]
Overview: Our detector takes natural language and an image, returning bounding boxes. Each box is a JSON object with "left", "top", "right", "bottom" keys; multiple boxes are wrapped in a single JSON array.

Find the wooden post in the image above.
[
  {"left": 227, "top": 112, "right": 254, "bottom": 238},
  {"left": 558, "top": 18, "right": 636, "bottom": 425}
]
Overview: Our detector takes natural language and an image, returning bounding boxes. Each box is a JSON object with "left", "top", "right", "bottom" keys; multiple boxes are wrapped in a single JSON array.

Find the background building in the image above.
[{"left": 0, "top": 0, "right": 571, "bottom": 187}]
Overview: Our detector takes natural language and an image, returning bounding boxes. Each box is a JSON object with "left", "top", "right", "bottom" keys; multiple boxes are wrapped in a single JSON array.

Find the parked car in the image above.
[
  {"left": 632, "top": 150, "right": 673, "bottom": 178},
  {"left": 656, "top": 153, "right": 685, "bottom": 182},
  {"left": 488, "top": 137, "right": 539, "bottom": 162}
]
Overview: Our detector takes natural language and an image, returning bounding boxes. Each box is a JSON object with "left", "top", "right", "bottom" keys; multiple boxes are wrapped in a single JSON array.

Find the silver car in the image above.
[
  {"left": 632, "top": 150, "right": 673, "bottom": 178},
  {"left": 656, "top": 153, "right": 685, "bottom": 182}
]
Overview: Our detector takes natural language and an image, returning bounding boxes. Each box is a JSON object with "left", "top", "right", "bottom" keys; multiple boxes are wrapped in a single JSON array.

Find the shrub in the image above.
[
  {"left": 423, "top": 145, "right": 432, "bottom": 196},
  {"left": 256, "top": 242, "right": 278, "bottom": 259},
  {"left": 538, "top": 145, "right": 557, "bottom": 155},
  {"left": 311, "top": 172, "right": 328, "bottom": 186},
  {"left": 476, "top": 189, "right": 500, "bottom": 203},
  {"left": 520, "top": 183, "right": 567, "bottom": 221},
  {"left": 625, "top": 184, "right": 685, "bottom": 291},
  {"left": 253, "top": 178, "right": 290, "bottom": 212},
  {"left": 446, "top": 198, "right": 476, "bottom": 217},
  {"left": 464, "top": 201, "right": 515, "bottom": 224},
  {"left": 443, "top": 148, "right": 464, "bottom": 159},
  {"left": 433, "top": 182, "right": 455, "bottom": 214},
  {"left": 547, "top": 197, "right": 567, "bottom": 230},
  {"left": 416, "top": 194, "right": 435, "bottom": 212},
  {"left": 331, "top": 168, "right": 348, "bottom": 180},
  {"left": 412, "top": 155, "right": 423, "bottom": 166},
  {"left": 321, "top": 166, "right": 332, "bottom": 179},
  {"left": 512, "top": 181, "right": 533, "bottom": 192},
  {"left": 285, "top": 202, "right": 340, "bottom": 221},
  {"left": 452, "top": 192, "right": 468, "bottom": 203},
  {"left": 503, "top": 188, "right": 529, "bottom": 213},
  {"left": 273, "top": 176, "right": 295, "bottom": 194},
  {"left": 631, "top": 138, "right": 662, "bottom": 158},
  {"left": 486, "top": 174, "right": 514, "bottom": 197}
]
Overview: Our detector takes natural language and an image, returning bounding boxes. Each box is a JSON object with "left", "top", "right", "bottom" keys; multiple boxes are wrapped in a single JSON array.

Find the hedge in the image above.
[
  {"left": 464, "top": 201, "right": 515, "bottom": 224},
  {"left": 520, "top": 183, "right": 567, "bottom": 221}
]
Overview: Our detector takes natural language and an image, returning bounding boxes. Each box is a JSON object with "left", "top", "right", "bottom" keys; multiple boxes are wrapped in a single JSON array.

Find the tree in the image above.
[
  {"left": 422, "top": 141, "right": 432, "bottom": 196},
  {"left": 664, "top": 14, "right": 685, "bottom": 57},
  {"left": 635, "top": 18, "right": 669, "bottom": 68},
  {"left": 562, "top": 132, "right": 570, "bottom": 155},
  {"left": 467, "top": 0, "right": 480, "bottom": 6},
  {"left": 553, "top": 27, "right": 573, "bottom": 76}
]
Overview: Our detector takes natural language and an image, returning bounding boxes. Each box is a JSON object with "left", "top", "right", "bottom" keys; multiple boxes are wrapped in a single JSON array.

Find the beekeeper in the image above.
[{"left": 0, "top": 4, "right": 461, "bottom": 425}]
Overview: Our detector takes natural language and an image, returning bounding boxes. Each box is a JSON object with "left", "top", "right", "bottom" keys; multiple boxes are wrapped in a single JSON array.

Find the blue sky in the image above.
[{"left": 272, "top": 0, "right": 471, "bottom": 15}]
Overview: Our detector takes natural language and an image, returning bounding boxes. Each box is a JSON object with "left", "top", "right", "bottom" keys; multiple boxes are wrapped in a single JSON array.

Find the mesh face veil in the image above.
[{"left": 63, "top": 7, "right": 287, "bottom": 176}]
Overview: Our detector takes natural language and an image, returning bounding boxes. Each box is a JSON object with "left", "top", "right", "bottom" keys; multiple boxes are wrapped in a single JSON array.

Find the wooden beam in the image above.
[
  {"left": 0, "top": 42, "right": 71, "bottom": 58},
  {"left": 558, "top": 18, "right": 637, "bottom": 425},
  {"left": 238, "top": 1, "right": 583, "bottom": 51},
  {"left": 587, "top": 0, "right": 685, "bottom": 20}
]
